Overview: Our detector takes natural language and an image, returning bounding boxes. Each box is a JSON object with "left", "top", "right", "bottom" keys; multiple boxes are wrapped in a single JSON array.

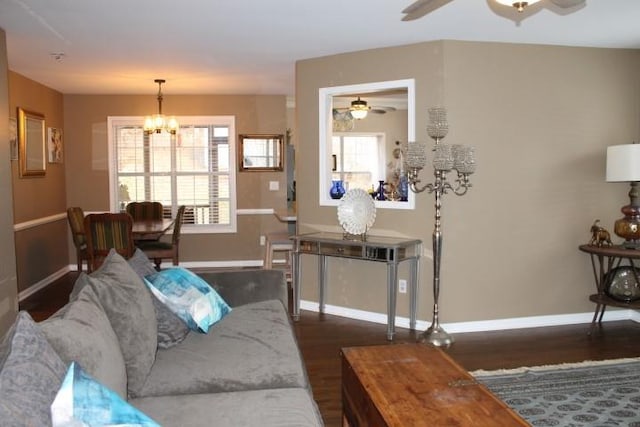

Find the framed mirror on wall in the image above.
[
  {"left": 17, "top": 107, "right": 46, "bottom": 178},
  {"left": 238, "top": 134, "right": 284, "bottom": 172},
  {"left": 319, "top": 79, "right": 416, "bottom": 209}
]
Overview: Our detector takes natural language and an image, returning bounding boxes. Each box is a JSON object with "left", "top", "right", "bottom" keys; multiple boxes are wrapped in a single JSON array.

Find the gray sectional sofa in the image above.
[{"left": 0, "top": 250, "right": 324, "bottom": 426}]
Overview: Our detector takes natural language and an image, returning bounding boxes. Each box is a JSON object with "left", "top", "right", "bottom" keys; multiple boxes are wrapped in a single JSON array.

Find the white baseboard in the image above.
[
  {"left": 18, "top": 266, "right": 70, "bottom": 302},
  {"left": 299, "top": 300, "right": 640, "bottom": 333}
]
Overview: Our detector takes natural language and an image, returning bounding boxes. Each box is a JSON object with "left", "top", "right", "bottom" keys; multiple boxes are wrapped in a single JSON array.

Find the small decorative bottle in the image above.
[{"left": 329, "top": 180, "right": 346, "bottom": 199}]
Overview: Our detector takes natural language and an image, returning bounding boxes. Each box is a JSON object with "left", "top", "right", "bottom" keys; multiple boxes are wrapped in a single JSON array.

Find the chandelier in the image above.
[{"left": 143, "top": 79, "right": 179, "bottom": 135}]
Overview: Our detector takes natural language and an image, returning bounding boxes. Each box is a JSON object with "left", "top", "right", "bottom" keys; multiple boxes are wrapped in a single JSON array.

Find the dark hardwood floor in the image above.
[{"left": 20, "top": 271, "right": 640, "bottom": 427}]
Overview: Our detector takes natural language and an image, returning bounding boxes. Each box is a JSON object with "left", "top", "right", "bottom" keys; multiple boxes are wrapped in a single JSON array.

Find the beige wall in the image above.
[
  {"left": 64, "top": 94, "right": 290, "bottom": 264},
  {"left": 8, "top": 72, "right": 67, "bottom": 293},
  {"left": 296, "top": 40, "right": 640, "bottom": 323},
  {"left": 0, "top": 28, "right": 18, "bottom": 335}
]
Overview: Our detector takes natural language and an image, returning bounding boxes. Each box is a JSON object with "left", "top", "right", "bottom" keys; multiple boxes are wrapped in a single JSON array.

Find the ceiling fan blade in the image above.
[
  {"left": 370, "top": 106, "right": 397, "bottom": 114},
  {"left": 401, "top": 0, "right": 454, "bottom": 21},
  {"left": 548, "top": 0, "right": 586, "bottom": 8}
]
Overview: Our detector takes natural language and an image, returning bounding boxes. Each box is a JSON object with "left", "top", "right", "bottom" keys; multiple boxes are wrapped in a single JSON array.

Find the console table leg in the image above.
[
  {"left": 319, "top": 255, "right": 327, "bottom": 314},
  {"left": 292, "top": 251, "right": 301, "bottom": 321},
  {"left": 409, "top": 256, "right": 419, "bottom": 331},
  {"left": 386, "top": 262, "right": 398, "bottom": 341}
]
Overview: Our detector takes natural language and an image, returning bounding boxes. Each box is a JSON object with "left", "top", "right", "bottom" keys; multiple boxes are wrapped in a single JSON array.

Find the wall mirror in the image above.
[
  {"left": 238, "top": 134, "right": 284, "bottom": 171},
  {"left": 319, "top": 79, "right": 415, "bottom": 209},
  {"left": 17, "top": 107, "right": 46, "bottom": 177}
]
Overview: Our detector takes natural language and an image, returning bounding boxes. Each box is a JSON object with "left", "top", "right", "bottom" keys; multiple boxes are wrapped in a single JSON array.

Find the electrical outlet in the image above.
[
  {"left": 398, "top": 279, "right": 407, "bottom": 294},
  {"left": 260, "top": 235, "right": 266, "bottom": 246}
]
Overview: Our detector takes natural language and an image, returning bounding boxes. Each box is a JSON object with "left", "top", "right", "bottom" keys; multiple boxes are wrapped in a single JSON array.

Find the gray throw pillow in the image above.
[
  {"left": 128, "top": 249, "right": 190, "bottom": 349},
  {"left": 40, "top": 284, "right": 127, "bottom": 398},
  {"left": 0, "top": 311, "right": 67, "bottom": 426},
  {"left": 75, "top": 249, "right": 157, "bottom": 397}
]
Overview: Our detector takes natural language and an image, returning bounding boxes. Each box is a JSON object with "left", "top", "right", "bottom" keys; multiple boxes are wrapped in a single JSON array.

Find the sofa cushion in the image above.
[
  {"left": 0, "top": 311, "right": 67, "bottom": 427},
  {"left": 74, "top": 250, "right": 157, "bottom": 397},
  {"left": 128, "top": 249, "right": 190, "bottom": 349},
  {"left": 131, "top": 388, "right": 324, "bottom": 427},
  {"left": 40, "top": 284, "right": 127, "bottom": 398},
  {"left": 51, "top": 362, "right": 160, "bottom": 427},
  {"left": 137, "top": 300, "right": 308, "bottom": 397},
  {"left": 144, "top": 267, "right": 231, "bottom": 333}
]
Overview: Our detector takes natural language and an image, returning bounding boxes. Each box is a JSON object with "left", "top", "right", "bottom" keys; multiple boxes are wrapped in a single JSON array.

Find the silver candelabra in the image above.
[{"left": 406, "top": 107, "right": 476, "bottom": 347}]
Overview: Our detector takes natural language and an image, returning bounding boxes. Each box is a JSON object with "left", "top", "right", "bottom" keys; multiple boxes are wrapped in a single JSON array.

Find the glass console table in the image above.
[{"left": 292, "top": 232, "right": 422, "bottom": 340}]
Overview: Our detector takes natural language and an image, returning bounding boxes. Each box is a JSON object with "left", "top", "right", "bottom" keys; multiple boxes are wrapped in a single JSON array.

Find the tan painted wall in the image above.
[
  {"left": 0, "top": 28, "right": 18, "bottom": 335},
  {"left": 296, "top": 40, "right": 640, "bottom": 323},
  {"left": 8, "top": 72, "right": 67, "bottom": 293},
  {"left": 63, "top": 94, "right": 289, "bottom": 263}
]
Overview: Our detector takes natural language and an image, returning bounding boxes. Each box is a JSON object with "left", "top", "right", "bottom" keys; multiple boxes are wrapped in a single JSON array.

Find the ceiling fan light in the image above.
[
  {"left": 493, "top": 0, "right": 541, "bottom": 12},
  {"left": 350, "top": 97, "right": 369, "bottom": 120}
]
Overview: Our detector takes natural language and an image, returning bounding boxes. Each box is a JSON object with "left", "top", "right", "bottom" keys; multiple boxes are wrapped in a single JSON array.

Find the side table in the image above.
[{"left": 578, "top": 244, "right": 640, "bottom": 329}]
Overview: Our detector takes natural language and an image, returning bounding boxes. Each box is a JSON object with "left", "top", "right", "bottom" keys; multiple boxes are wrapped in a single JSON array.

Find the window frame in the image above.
[
  {"left": 331, "top": 132, "right": 386, "bottom": 190},
  {"left": 107, "top": 115, "right": 237, "bottom": 234}
]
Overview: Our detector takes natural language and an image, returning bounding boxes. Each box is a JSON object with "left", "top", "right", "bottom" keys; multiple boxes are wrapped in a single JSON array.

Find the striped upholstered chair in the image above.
[
  {"left": 66, "top": 207, "right": 90, "bottom": 272},
  {"left": 125, "top": 201, "right": 164, "bottom": 221},
  {"left": 83, "top": 213, "right": 134, "bottom": 271}
]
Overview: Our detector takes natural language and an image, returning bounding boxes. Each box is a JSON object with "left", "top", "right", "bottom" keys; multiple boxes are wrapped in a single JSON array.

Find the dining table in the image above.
[{"left": 132, "top": 218, "right": 174, "bottom": 241}]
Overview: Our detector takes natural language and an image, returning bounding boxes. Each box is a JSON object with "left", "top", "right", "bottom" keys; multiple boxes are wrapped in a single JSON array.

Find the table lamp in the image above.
[{"left": 606, "top": 143, "right": 640, "bottom": 248}]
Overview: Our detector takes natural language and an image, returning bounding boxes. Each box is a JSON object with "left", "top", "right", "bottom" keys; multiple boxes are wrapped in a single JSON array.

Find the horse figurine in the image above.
[{"left": 590, "top": 219, "right": 612, "bottom": 247}]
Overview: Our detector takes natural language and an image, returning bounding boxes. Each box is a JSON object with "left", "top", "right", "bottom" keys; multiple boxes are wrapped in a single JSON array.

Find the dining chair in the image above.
[
  {"left": 125, "top": 201, "right": 164, "bottom": 221},
  {"left": 84, "top": 213, "right": 134, "bottom": 272},
  {"left": 137, "top": 205, "right": 186, "bottom": 270},
  {"left": 66, "top": 207, "right": 90, "bottom": 272}
]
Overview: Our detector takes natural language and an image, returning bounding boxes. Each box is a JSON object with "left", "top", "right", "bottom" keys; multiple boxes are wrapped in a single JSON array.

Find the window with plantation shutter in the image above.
[{"left": 108, "top": 116, "right": 237, "bottom": 233}]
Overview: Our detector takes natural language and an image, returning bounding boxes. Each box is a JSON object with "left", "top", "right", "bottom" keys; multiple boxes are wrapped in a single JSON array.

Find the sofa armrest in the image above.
[{"left": 197, "top": 269, "right": 288, "bottom": 309}]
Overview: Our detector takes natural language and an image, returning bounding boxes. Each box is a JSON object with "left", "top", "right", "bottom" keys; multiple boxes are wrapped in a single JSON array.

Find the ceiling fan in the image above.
[
  {"left": 402, "top": 0, "right": 586, "bottom": 21},
  {"left": 333, "top": 97, "right": 397, "bottom": 120}
]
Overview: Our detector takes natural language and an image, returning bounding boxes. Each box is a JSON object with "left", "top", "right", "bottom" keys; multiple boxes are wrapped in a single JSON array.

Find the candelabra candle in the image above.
[
  {"left": 406, "top": 107, "right": 476, "bottom": 348},
  {"left": 427, "top": 107, "right": 449, "bottom": 140},
  {"left": 433, "top": 144, "right": 454, "bottom": 171}
]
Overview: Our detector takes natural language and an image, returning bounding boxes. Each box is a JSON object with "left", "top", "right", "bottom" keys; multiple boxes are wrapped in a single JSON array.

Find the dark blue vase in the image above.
[
  {"left": 375, "top": 180, "right": 386, "bottom": 201},
  {"left": 399, "top": 175, "right": 408, "bottom": 202},
  {"left": 330, "top": 180, "right": 346, "bottom": 199}
]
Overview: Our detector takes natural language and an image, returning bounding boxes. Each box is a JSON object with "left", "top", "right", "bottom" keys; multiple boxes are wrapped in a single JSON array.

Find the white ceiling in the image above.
[{"left": 0, "top": 0, "right": 639, "bottom": 96}]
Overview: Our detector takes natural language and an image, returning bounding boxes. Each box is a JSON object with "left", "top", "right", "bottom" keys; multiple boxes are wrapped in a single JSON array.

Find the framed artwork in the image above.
[
  {"left": 9, "top": 117, "right": 17, "bottom": 161},
  {"left": 48, "top": 127, "right": 63, "bottom": 163},
  {"left": 18, "top": 107, "right": 46, "bottom": 177}
]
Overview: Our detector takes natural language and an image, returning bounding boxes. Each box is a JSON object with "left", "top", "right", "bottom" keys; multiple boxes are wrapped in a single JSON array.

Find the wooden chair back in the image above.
[
  {"left": 66, "top": 207, "right": 89, "bottom": 271},
  {"left": 84, "top": 213, "right": 134, "bottom": 271},
  {"left": 126, "top": 201, "right": 164, "bottom": 221},
  {"left": 138, "top": 205, "right": 186, "bottom": 270}
]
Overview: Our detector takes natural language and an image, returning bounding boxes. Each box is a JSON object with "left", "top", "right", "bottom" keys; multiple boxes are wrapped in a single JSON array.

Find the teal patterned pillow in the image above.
[
  {"left": 144, "top": 267, "right": 232, "bottom": 333},
  {"left": 51, "top": 362, "right": 159, "bottom": 426},
  {"left": 0, "top": 311, "right": 67, "bottom": 426},
  {"left": 128, "top": 249, "right": 190, "bottom": 348}
]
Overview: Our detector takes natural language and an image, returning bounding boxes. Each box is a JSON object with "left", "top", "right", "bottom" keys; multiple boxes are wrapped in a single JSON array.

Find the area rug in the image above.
[{"left": 472, "top": 358, "right": 640, "bottom": 426}]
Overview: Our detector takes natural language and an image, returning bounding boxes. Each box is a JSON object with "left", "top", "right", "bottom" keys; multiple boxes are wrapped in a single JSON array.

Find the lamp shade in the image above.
[{"left": 606, "top": 144, "right": 640, "bottom": 182}]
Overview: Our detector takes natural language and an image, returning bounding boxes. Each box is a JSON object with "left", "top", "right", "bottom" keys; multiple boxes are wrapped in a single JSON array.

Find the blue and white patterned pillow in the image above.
[
  {"left": 144, "top": 267, "right": 231, "bottom": 333},
  {"left": 51, "top": 362, "right": 159, "bottom": 427}
]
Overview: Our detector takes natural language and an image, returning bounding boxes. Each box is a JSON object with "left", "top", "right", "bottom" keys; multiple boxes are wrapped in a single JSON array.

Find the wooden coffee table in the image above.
[{"left": 341, "top": 344, "right": 528, "bottom": 427}]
